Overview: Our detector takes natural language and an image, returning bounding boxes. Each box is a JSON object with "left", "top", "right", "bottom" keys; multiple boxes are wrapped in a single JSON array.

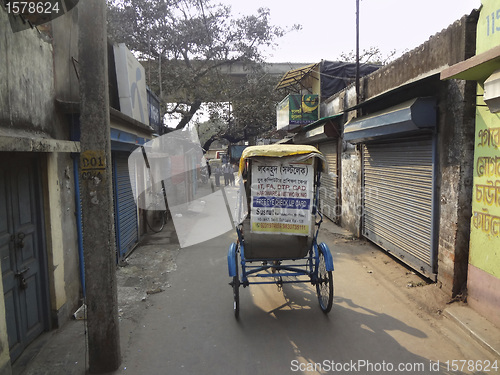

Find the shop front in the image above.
[
  {"left": 344, "top": 98, "right": 438, "bottom": 279},
  {"left": 293, "top": 115, "right": 342, "bottom": 222}
]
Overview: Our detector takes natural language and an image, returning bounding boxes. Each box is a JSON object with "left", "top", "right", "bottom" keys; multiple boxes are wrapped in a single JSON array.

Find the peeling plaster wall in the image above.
[
  {"left": 43, "top": 152, "right": 81, "bottom": 326},
  {"left": 340, "top": 146, "right": 362, "bottom": 236},
  {"left": 0, "top": 10, "right": 81, "bottom": 369},
  {"left": 52, "top": 5, "right": 79, "bottom": 104},
  {"left": 436, "top": 79, "right": 476, "bottom": 296},
  {"left": 0, "top": 12, "right": 55, "bottom": 134}
]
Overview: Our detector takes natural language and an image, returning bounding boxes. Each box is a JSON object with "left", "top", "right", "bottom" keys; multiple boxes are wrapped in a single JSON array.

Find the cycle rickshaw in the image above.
[{"left": 227, "top": 145, "right": 334, "bottom": 318}]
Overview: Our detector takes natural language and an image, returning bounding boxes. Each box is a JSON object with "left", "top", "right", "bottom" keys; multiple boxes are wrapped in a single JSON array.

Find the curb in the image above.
[{"left": 443, "top": 303, "right": 500, "bottom": 358}]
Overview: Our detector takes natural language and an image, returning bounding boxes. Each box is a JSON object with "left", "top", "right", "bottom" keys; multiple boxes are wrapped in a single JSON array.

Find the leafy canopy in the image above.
[{"left": 107, "top": 0, "right": 299, "bottom": 135}]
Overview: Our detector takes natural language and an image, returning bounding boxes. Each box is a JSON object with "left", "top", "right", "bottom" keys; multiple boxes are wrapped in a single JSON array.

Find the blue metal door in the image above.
[{"left": 0, "top": 155, "right": 49, "bottom": 361}]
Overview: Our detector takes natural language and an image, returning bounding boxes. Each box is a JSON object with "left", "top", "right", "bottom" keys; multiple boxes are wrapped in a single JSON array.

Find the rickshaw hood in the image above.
[{"left": 238, "top": 144, "right": 327, "bottom": 175}]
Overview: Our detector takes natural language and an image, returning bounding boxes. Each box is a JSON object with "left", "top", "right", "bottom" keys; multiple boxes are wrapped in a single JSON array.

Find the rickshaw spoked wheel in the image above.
[
  {"left": 232, "top": 255, "right": 240, "bottom": 319},
  {"left": 316, "top": 251, "right": 333, "bottom": 313}
]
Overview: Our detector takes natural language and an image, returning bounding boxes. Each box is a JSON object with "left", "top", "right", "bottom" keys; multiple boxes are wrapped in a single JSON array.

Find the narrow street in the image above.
[{"left": 111, "top": 220, "right": 498, "bottom": 375}]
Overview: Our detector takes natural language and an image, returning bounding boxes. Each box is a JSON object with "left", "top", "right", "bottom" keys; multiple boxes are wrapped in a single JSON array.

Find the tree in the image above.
[
  {"left": 107, "top": 0, "right": 299, "bottom": 133},
  {"left": 197, "top": 64, "right": 284, "bottom": 150},
  {"left": 338, "top": 46, "right": 399, "bottom": 65}
]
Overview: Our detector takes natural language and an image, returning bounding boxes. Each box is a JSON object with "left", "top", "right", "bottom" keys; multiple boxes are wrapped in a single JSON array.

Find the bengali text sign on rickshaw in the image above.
[{"left": 251, "top": 158, "right": 314, "bottom": 235}]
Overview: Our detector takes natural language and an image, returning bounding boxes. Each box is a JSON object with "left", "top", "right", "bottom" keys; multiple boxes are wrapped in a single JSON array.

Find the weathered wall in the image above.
[
  {"left": 0, "top": 12, "right": 55, "bottom": 134},
  {"left": 52, "top": 6, "right": 80, "bottom": 104},
  {"left": 436, "top": 79, "right": 476, "bottom": 296},
  {"left": 338, "top": 87, "right": 362, "bottom": 234},
  {"left": 0, "top": 8, "right": 81, "bottom": 369},
  {"left": 363, "top": 14, "right": 478, "bottom": 101},
  {"left": 50, "top": 7, "right": 83, "bottom": 323},
  {"left": 42, "top": 152, "right": 81, "bottom": 326},
  {"left": 340, "top": 145, "right": 362, "bottom": 236}
]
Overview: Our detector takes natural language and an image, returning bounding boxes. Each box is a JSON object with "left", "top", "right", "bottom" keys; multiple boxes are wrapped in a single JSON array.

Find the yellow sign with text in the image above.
[{"left": 80, "top": 150, "right": 106, "bottom": 182}]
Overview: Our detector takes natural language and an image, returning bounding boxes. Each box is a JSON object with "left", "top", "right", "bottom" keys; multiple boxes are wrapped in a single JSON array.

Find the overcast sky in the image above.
[{"left": 219, "top": 0, "right": 482, "bottom": 64}]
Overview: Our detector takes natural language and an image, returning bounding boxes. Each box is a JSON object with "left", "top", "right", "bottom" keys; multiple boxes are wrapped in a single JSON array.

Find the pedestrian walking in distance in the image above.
[
  {"left": 223, "top": 163, "right": 230, "bottom": 186},
  {"left": 215, "top": 165, "right": 221, "bottom": 187},
  {"left": 229, "top": 164, "right": 235, "bottom": 186}
]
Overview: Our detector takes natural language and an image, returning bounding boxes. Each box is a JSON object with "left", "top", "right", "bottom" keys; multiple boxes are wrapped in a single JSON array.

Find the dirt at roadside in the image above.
[
  {"left": 318, "top": 227, "right": 452, "bottom": 324},
  {"left": 116, "top": 224, "right": 180, "bottom": 322}
]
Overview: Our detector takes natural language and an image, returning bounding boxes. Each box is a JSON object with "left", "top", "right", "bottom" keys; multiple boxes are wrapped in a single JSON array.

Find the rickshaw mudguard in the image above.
[
  {"left": 318, "top": 242, "right": 334, "bottom": 272},
  {"left": 227, "top": 242, "right": 238, "bottom": 277}
]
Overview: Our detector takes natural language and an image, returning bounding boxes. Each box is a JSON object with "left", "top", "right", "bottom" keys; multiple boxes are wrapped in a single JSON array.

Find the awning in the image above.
[
  {"left": 275, "top": 63, "right": 319, "bottom": 91},
  {"left": 344, "top": 97, "right": 436, "bottom": 144},
  {"left": 293, "top": 114, "right": 343, "bottom": 144},
  {"left": 440, "top": 44, "right": 500, "bottom": 82}
]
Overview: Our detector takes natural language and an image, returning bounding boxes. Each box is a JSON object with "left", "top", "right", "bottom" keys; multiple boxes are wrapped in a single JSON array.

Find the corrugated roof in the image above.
[{"left": 275, "top": 63, "right": 320, "bottom": 91}]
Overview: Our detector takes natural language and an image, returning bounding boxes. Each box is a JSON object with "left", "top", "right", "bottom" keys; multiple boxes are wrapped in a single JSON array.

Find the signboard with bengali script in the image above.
[
  {"left": 250, "top": 158, "right": 314, "bottom": 236},
  {"left": 276, "top": 95, "right": 319, "bottom": 131}
]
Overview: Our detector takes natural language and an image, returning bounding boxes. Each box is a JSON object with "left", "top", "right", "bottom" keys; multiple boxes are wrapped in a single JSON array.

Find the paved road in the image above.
[{"left": 112, "top": 222, "right": 498, "bottom": 375}]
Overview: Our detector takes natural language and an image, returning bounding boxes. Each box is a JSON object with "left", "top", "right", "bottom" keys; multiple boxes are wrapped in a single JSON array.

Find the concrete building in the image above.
[
  {"left": 0, "top": 6, "right": 154, "bottom": 373},
  {"left": 0, "top": 9, "right": 81, "bottom": 372},
  {"left": 276, "top": 61, "right": 381, "bottom": 223},
  {"left": 286, "top": 11, "right": 479, "bottom": 301},
  {"left": 441, "top": 0, "right": 500, "bottom": 328}
]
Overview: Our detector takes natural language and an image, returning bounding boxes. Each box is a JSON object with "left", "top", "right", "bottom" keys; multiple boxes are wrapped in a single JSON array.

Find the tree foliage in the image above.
[
  {"left": 107, "top": 0, "right": 298, "bottom": 134},
  {"left": 338, "top": 46, "right": 398, "bottom": 65},
  {"left": 196, "top": 65, "right": 284, "bottom": 150}
]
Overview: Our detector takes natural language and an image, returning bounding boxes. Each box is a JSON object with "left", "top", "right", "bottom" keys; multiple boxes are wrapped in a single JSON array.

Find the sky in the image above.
[{"left": 219, "top": 0, "right": 482, "bottom": 64}]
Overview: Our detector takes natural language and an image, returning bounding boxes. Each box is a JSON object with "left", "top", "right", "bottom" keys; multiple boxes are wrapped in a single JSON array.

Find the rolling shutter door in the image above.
[
  {"left": 113, "top": 155, "right": 139, "bottom": 260},
  {"left": 318, "top": 141, "right": 338, "bottom": 222},
  {"left": 362, "top": 138, "right": 436, "bottom": 277}
]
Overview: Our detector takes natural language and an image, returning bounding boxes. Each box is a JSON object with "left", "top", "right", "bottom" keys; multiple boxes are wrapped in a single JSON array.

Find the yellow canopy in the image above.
[{"left": 238, "top": 144, "right": 326, "bottom": 174}]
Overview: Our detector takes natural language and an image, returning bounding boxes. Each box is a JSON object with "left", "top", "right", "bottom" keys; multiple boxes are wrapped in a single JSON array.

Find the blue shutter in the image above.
[{"left": 113, "top": 155, "right": 138, "bottom": 260}]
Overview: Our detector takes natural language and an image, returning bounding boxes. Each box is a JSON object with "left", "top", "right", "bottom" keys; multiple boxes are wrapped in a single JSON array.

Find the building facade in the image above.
[
  {"left": 291, "top": 12, "right": 479, "bottom": 298},
  {"left": 0, "top": 6, "right": 154, "bottom": 373},
  {"left": 0, "top": 9, "right": 81, "bottom": 371},
  {"left": 441, "top": 0, "right": 500, "bottom": 328}
]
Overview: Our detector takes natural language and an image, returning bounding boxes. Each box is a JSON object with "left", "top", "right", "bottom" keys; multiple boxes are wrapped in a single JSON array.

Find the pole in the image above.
[
  {"left": 78, "top": 0, "right": 121, "bottom": 372},
  {"left": 355, "top": 0, "right": 360, "bottom": 106}
]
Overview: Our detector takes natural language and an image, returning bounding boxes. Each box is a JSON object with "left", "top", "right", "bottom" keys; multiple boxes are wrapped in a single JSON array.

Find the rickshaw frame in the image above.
[{"left": 227, "top": 145, "right": 334, "bottom": 318}]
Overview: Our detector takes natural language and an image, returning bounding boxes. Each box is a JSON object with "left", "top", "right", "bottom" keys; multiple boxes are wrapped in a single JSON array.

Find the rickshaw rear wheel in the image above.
[
  {"left": 232, "top": 256, "right": 240, "bottom": 319},
  {"left": 316, "top": 251, "right": 333, "bottom": 313}
]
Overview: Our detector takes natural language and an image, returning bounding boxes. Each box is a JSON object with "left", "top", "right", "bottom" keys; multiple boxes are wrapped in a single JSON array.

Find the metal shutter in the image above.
[
  {"left": 362, "top": 138, "right": 436, "bottom": 277},
  {"left": 318, "top": 141, "right": 338, "bottom": 222},
  {"left": 113, "top": 156, "right": 139, "bottom": 260}
]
